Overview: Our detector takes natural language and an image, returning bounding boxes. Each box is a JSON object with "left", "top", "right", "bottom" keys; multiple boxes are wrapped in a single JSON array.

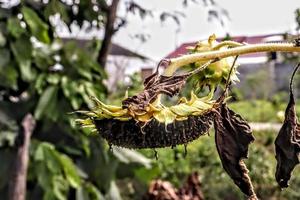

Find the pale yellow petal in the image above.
[
  {"left": 170, "top": 104, "right": 200, "bottom": 116},
  {"left": 153, "top": 108, "right": 176, "bottom": 125},
  {"left": 191, "top": 100, "right": 213, "bottom": 110}
]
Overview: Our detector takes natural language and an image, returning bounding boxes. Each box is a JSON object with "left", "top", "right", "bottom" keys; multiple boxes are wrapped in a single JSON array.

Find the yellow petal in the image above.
[
  {"left": 178, "top": 97, "right": 188, "bottom": 104},
  {"left": 135, "top": 112, "right": 153, "bottom": 122},
  {"left": 187, "top": 91, "right": 198, "bottom": 105},
  {"left": 153, "top": 108, "right": 176, "bottom": 125},
  {"left": 115, "top": 116, "right": 132, "bottom": 121},
  {"left": 148, "top": 103, "right": 163, "bottom": 112},
  {"left": 75, "top": 118, "right": 93, "bottom": 126},
  {"left": 93, "top": 110, "right": 112, "bottom": 118},
  {"left": 90, "top": 96, "right": 123, "bottom": 112},
  {"left": 170, "top": 104, "right": 200, "bottom": 116},
  {"left": 101, "top": 107, "right": 128, "bottom": 117},
  {"left": 191, "top": 100, "right": 213, "bottom": 110},
  {"left": 133, "top": 110, "right": 148, "bottom": 116},
  {"left": 175, "top": 116, "right": 188, "bottom": 121},
  {"left": 74, "top": 111, "right": 98, "bottom": 117}
]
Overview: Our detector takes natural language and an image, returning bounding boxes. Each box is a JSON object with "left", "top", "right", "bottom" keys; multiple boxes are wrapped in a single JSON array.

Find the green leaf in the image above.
[
  {"left": 112, "top": 147, "right": 152, "bottom": 168},
  {"left": 10, "top": 36, "right": 36, "bottom": 81},
  {"left": 0, "top": 110, "right": 18, "bottom": 147},
  {"left": 34, "top": 142, "right": 55, "bottom": 161},
  {"left": 45, "top": 149, "right": 63, "bottom": 174},
  {"left": 47, "top": 73, "right": 61, "bottom": 85},
  {"left": 7, "top": 17, "right": 26, "bottom": 38},
  {"left": 0, "top": 30, "right": 6, "bottom": 47},
  {"left": 43, "top": 191, "right": 56, "bottom": 200},
  {"left": 61, "top": 76, "right": 73, "bottom": 98},
  {"left": 33, "top": 44, "right": 55, "bottom": 70},
  {"left": 0, "top": 49, "right": 10, "bottom": 69},
  {"left": 70, "top": 96, "right": 83, "bottom": 110},
  {"left": 84, "top": 82, "right": 98, "bottom": 97},
  {"left": 53, "top": 176, "right": 69, "bottom": 200},
  {"left": 134, "top": 165, "right": 161, "bottom": 184},
  {"left": 22, "top": 6, "right": 50, "bottom": 44},
  {"left": 0, "top": 47, "right": 17, "bottom": 87},
  {"left": 77, "top": 66, "right": 93, "bottom": 80},
  {"left": 0, "top": 62, "right": 18, "bottom": 89},
  {"left": 106, "top": 181, "right": 122, "bottom": 200},
  {"left": 34, "top": 86, "right": 58, "bottom": 120},
  {"left": 60, "top": 146, "right": 82, "bottom": 156},
  {"left": 34, "top": 144, "right": 45, "bottom": 161},
  {"left": 36, "top": 163, "right": 53, "bottom": 191},
  {"left": 59, "top": 154, "right": 81, "bottom": 188},
  {"left": 44, "top": 0, "right": 70, "bottom": 24},
  {"left": 76, "top": 182, "right": 105, "bottom": 200},
  {"left": 35, "top": 73, "right": 47, "bottom": 94}
]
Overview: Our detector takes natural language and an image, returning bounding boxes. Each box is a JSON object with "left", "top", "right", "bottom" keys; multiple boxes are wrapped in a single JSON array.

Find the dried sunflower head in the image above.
[{"left": 75, "top": 91, "right": 216, "bottom": 148}]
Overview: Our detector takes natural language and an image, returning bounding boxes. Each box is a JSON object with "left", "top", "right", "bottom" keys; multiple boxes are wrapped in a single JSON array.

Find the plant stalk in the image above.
[
  {"left": 9, "top": 114, "right": 35, "bottom": 200},
  {"left": 164, "top": 42, "right": 300, "bottom": 76}
]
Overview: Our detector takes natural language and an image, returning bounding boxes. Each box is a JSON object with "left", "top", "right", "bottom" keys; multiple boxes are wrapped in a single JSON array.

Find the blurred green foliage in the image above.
[
  {"left": 228, "top": 98, "right": 300, "bottom": 123},
  {"left": 0, "top": 1, "right": 150, "bottom": 199}
]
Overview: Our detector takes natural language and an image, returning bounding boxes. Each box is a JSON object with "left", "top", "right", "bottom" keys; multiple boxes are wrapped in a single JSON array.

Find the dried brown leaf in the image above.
[
  {"left": 122, "top": 60, "right": 214, "bottom": 112},
  {"left": 143, "top": 172, "right": 204, "bottom": 200},
  {"left": 275, "top": 63, "right": 300, "bottom": 188},
  {"left": 214, "top": 103, "right": 256, "bottom": 198}
]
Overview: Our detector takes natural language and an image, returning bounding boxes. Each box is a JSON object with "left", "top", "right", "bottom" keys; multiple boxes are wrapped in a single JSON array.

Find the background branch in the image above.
[
  {"left": 98, "top": 0, "right": 120, "bottom": 68},
  {"left": 8, "top": 114, "right": 36, "bottom": 200}
]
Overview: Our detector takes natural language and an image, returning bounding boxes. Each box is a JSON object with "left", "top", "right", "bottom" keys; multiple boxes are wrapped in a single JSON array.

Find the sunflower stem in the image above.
[{"left": 163, "top": 42, "right": 300, "bottom": 76}]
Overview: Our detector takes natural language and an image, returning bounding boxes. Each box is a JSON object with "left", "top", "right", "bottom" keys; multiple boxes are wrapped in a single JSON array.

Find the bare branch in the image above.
[
  {"left": 8, "top": 114, "right": 36, "bottom": 200},
  {"left": 98, "top": 0, "right": 120, "bottom": 68}
]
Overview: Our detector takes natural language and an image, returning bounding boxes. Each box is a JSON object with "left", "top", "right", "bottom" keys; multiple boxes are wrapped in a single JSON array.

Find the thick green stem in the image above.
[{"left": 164, "top": 43, "right": 300, "bottom": 76}]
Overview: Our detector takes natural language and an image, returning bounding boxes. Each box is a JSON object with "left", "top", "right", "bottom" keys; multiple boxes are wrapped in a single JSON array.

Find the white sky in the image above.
[{"left": 113, "top": 0, "right": 300, "bottom": 60}]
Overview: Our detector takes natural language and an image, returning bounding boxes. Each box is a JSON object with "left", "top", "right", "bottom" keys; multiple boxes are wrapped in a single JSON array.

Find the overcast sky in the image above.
[{"left": 113, "top": 0, "right": 300, "bottom": 60}]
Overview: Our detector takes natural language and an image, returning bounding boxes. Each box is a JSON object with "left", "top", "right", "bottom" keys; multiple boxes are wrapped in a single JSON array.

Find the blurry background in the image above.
[{"left": 0, "top": 0, "right": 300, "bottom": 199}]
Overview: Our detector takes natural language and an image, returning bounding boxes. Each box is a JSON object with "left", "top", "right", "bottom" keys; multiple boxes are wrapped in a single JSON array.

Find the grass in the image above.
[{"left": 228, "top": 99, "right": 300, "bottom": 123}]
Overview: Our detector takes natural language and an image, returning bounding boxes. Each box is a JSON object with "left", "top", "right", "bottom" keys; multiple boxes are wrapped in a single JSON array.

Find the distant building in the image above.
[{"left": 105, "top": 43, "right": 154, "bottom": 92}]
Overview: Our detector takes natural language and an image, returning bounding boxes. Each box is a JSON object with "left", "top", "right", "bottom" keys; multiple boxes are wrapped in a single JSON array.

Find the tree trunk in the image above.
[
  {"left": 8, "top": 114, "right": 35, "bottom": 200},
  {"left": 98, "top": 0, "right": 120, "bottom": 68}
]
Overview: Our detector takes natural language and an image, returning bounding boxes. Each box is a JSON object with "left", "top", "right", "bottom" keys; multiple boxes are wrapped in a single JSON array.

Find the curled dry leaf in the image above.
[
  {"left": 214, "top": 103, "right": 256, "bottom": 199},
  {"left": 275, "top": 63, "right": 300, "bottom": 188},
  {"left": 122, "top": 59, "right": 214, "bottom": 113}
]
